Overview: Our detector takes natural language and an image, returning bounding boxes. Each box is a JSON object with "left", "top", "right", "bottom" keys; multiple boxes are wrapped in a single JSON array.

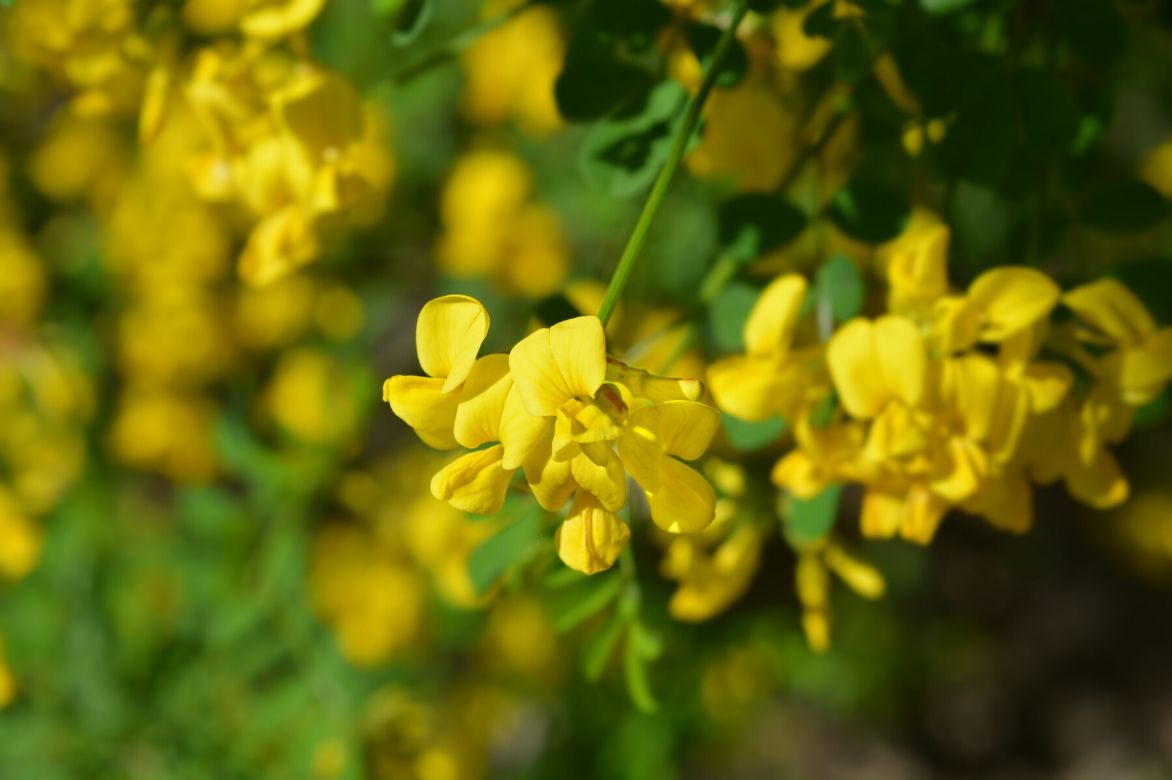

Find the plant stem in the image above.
[
  {"left": 596, "top": 0, "right": 751, "bottom": 328},
  {"left": 389, "top": 0, "right": 538, "bottom": 87}
]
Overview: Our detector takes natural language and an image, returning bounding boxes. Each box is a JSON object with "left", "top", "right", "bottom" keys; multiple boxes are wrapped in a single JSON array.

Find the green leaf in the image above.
[
  {"left": 467, "top": 506, "right": 542, "bottom": 595},
  {"left": 579, "top": 81, "right": 687, "bottom": 197},
  {"left": 623, "top": 624, "right": 659, "bottom": 712},
  {"left": 582, "top": 608, "right": 627, "bottom": 681},
  {"left": 708, "top": 280, "right": 760, "bottom": 352},
  {"left": 589, "top": 0, "right": 671, "bottom": 48},
  {"left": 828, "top": 178, "right": 909, "bottom": 243},
  {"left": 390, "top": 0, "right": 432, "bottom": 45},
  {"left": 717, "top": 193, "right": 807, "bottom": 263},
  {"left": 555, "top": 39, "right": 653, "bottom": 122},
  {"left": 786, "top": 484, "right": 843, "bottom": 544},
  {"left": 685, "top": 23, "right": 749, "bottom": 88},
  {"left": 548, "top": 572, "right": 624, "bottom": 633},
  {"left": 1083, "top": 181, "right": 1169, "bottom": 233},
  {"left": 722, "top": 412, "right": 787, "bottom": 452},
  {"left": 919, "top": 0, "right": 977, "bottom": 13},
  {"left": 803, "top": 2, "right": 838, "bottom": 37},
  {"left": 815, "top": 253, "right": 865, "bottom": 323}
]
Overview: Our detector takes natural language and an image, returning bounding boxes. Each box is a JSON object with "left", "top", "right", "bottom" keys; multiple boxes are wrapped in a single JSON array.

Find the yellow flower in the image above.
[
  {"left": 460, "top": 0, "right": 565, "bottom": 136},
  {"left": 662, "top": 523, "right": 764, "bottom": 621},
  {"left": 266, "top": 348, "right": 359, "bottom": 446},
  {"left": 795, "top": 539, "right": 884, "bottom": 652},
  {"left": 386, "top": 296, "right": 721, "bottom": 574},
  {"left": 0, "top": 490, "right": 41, "bottom": 580},
  {"left": 0, "top": 637, "right": 14, "bottom": 709}
]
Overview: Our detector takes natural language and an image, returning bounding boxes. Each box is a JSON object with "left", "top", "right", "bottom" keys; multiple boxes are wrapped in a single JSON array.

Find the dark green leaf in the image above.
[
  {"left": 1018, "top": 70, "right": 1079, "bottom": 157},
  {"left": 722, "top": 412, "right": 787, "bottom": 452},
  {"left": 582, "top": 608, "right": 627, "bottom": 681},
  {"left": 686, "top": 23, "right": 749, "bottom": 88},
  {"left": 390, "top": 0, "right": 432, "bottom": 45},
  {"left": 580, "top": 81, "right": 687, "bottom": 196},
  {"left": 590, "top": 0, "right": 671, "bottom": 48},
  {"left": 919, "top": 0, "right": 977, "bottom": 13},
  {"left": 786, "top": 484, "right": 843, "bottom": 544},
  {"left": 555, "top": 40, "right": 653, "bottom": 122},
  {"left": 623, "top": 624, "right": 658, "bottom": 712},
  {"left": 717, "top": 193, "right": 807, "bottom": 263},
  {"left": 1083, "top": 181, "right": 1169, "bottom": 233},
  {"left": 803, "top": 2, "right": 838, "bottom": 37},
  {"left": 828, "top": 178, "right": 909, "bottom": 243},
  {"left": 815, "top": 253, "right": 865, "bottom": 323},
  {"left": 708, "top": 280, "right": 760, "bottom": 351}
]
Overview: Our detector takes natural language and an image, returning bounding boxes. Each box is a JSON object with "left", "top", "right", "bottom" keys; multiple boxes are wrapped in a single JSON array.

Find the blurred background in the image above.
[{"left": 2, "top": 0, "right": 1172, "bottom": 777}]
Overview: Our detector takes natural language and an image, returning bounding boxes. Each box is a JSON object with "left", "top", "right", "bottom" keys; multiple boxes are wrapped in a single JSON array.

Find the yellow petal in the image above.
[
  {"left": 947, "top": 354, "right": 1000, "bottom": 441},
  {"left": 1119, "top": 329, "right": 1172, "bottom": 405},
  {"left": 499, "top": 386, "right": 551, "bottom": 470},
  {"left": 240, "top": 0, "right": 325, "bottom": 38},
  {"left": 646, "top": 458, "right": 716, "bottom": 533},
  {"left": 570, "top": 446, "right": 627, "bottom": 512},
  {"left": 555, "top": 493, "right": 630, "bottom": 575},
  {"left": 744, "top": 274, "right": 807, "bottom": 358},
  {"left": 900, "top": 484, "right": 948, "bottom": 544},
  {"left": 430, "top": 445, "right": 513, "bottom": 515},
  {"left": 771, "top": 451, "right": 828, "bottom": 499},
  {"left": 828, "top": 319, "right": 884, "bottom": 418},
  {"left": 929, "top": 437, "right": 985, "bottom": 503},
  {"left": 656, "top": 400, "right": 719, "bottom": 460},
  {"left": 707, "top": 356, "right": 785, "bottom": 421},
  {"left": 453, "top": 354, "right": 511, "bottom": 448},
  {"left": 383, "top": 375, "right": 459, "bottom": 450},
  {"left": 860, "top": 488, "right": 903, "bottom": 538},
  {"left": 967, "top": 267, "right": 1059, "bottom": 342},
  {"left": 1020, "top": 362, "right": 1074, "bottom": 413},
  {"left": 274, "top": 72, "right": 364, "bottom": 160},
  {"left": 521, "top": 441, "right": 575, "bottom": 511},
  {"left": 607, "top": 362, "right": 704, "bottom": 403},
  {"left": 1065, "top": 448, "right": 1129, "bottom": 509},
  {"left": 416, "top": 295, "right": 490, "bottom": 392},
  {"left": 617, "top": 406, "right": 662, "bottom": 493},
  {"left": 875, "top": 316, "right": 926, "bottom": 408},
  {"left": 509, "top": 317, "right": 604, "bottom": 417},
  {"left": 1063, "top": 278, "right": 1155, "bottom": 347},
  {"left": 823, "top": 544, "right": 885, "bottom": 599},
  {"left": 549, "top": 316, "right": 607, "bottom": 399}
]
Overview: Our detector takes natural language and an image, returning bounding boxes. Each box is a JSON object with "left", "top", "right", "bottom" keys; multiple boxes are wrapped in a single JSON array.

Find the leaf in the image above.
[
  {"left": 623, "top": 624, "right": 659, "bottom": 712},
  {"left": 919, "top": 0, "right": 977, "bottom": 13},
  {"left": 467, "top": 506, "right": 542, "bottom": 595},
  {"left": 828, "top": 178, "right": 909, "bottom": 243},
  {"left": 1018, "top": 70, "right": 1079, "bottom": 157},
  {"left": 708, "top": 280, "right": 761, "bottom": 352},
  {"left": 582, "top": 608, "right": 627, "bottom": 681},
  {"left": 555, "top": 38, "right": 653, "bottom": 122},
  {"left": 580, "top": 81, "right": 687, "bottom": 197},
  {"left": 685, "top": 23, "right": 749, "bottom": 88},
  {"left": 722, "top": 412, "right": 787, "bottom": 452},
  {"left": 547, "top": 572, "right": 623, "bottom": 633},
  {"left": 390, "top": 0, "right": 431, "bottom": 45},
  {"left": 589, "top": 0, "right": 671, "bottom": 48},
  {"left": 803, "top": 2, "right": 838, "bottom": 37},
  {"left": 1083, "top": 181, "right": 1169, "bottom": 233},
  {"left": 717, "top": 194, "right": 807, "bottom": 263},
  {"left": 815, "top": 253, "right": 864, "bottom": 323},
  {"left": 786, "top": 484, "right": 843, "bottom": 544},
  {"left": 534, "top": 292, "right": 584, "bottom": 327}
]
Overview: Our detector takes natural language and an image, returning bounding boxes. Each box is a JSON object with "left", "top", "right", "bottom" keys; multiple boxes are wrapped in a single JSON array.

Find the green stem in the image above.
[
  {"left": 389, "top": 0, "right": 538, "bottom": 87},
  {"left": 596, "top": 0, "right": 751, "bottom": 328}
]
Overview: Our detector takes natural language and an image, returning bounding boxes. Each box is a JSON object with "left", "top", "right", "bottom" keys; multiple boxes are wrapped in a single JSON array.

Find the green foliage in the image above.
[
  {"left": 580, "top": 82, "right": 689, "bottom": 197},
  {"left": 785, "top": 485, "right": 843, "bottom": 545}
]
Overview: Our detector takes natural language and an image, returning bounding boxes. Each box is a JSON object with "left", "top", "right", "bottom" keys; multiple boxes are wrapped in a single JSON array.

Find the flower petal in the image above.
[
  {"left": 571, "top": 446, "right": 627, "bottom": 512},
  {"left": 383, "top": 375, "right": 459, "bottom": 450},
  {"left": 744, "top": 274, "right": 807, "bottom": 358},
  {"left": 499, "top": 386, "right": 551, "bottom": 470},
  {"left": 416, "top": 295, "right": 490, "bottom": 392},
  {"left": 550, "top": 316, "right": 607, "bottom": 399},
  {"left": 827, "top": 319, "right": 886, "bottom": 418},
  {"left": 1063, "top": 278, "right": 1155, "bottom": 347},
  {"left": 618, "top": 406, "right": 662, "bottom": 493},
  {"left": 521, "top": 441, "right": 575, "bottom": 511},
  {"left": 875, "top": 315, "right": 926, "bottom": 408},
  {"left": 646, "top": 458, "right": 715, "bottom": 533},
  {"left": 453, "top": 354, "right": 511, "bottom": 448},
  {"left": 707, "top": 356, "right": 784, "bottom": 421},
  {"left": 657, "top": 400, "right": 720, "bottom": 460},
  {"left": 555, "top": 493, "right": 630, "bottom": 575},
  {"left": 968, "top": 267, "right": 1059, "bottom": 342},
  {"left": 509, "top": 326, "right": 574, "bottom": 417},
  {"left": 430, "top": 445, "right": 512, "bottom": 514}
]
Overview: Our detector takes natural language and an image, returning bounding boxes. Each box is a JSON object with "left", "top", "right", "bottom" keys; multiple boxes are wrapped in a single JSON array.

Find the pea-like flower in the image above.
[{"left": 384, "top": 295, "right": 721, "bottom": 574}]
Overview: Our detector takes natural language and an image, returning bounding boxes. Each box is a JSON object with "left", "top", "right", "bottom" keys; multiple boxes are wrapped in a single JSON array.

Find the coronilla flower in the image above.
[
  {"left": 794, "top": 538, "right": 885, "bottom": 652},
  {"left": 384, "top": 295, "right": 720, "bottom": 574}
]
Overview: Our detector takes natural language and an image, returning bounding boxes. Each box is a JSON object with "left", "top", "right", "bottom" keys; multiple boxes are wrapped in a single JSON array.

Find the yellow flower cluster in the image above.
[
  {"left": 6, "top": 0, "right": 393, "bottom": 285},
  {"left": 436, "top": 150, "right": 568, "bottom": 298},
  {"left": 384, "top": 295, "right": 721, "bottom": 575},
  {"left": 712, "top": 214, "right": 1172, "bottom": 543}
]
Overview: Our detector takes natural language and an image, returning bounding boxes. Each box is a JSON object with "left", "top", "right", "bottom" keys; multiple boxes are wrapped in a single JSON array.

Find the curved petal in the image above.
[
  {"left": 521, "top": 441, "right": 575, "bottom": 511},
  {"left": 555, "top": 493, "right": 630, "bottom": 575},
  {"left": 550, "top": 316, "right": 607, "bottom": 399},
  {"left": 707, "top": 355, "right": 783, "bottom": 421},
  {"left": 1063, "top": 278, "right": 1155, "bottom": 347},
  {"left": 646, "top": 458, "right": 716, "bottom": 534},
  {"left": 570, "top": 447, "right": 627, "bottom": 512},
  {"left": 827, "top": 318, "right": 886, "bottom": 419},
  {"left": 875, "top": 315, "right": 926, "bottom": 408},
  {"left": 499, "top": 386, "right": 551, "bottom": 470},
  {"left": 383, "top": 375, "right": 459, "bottom": 450},
  {"left": 430, "top": 445, "right": 512, "bottom": 514},
  {"left": 657, "top": 400, "right": 720, "bottom": 460},
  {"left": 453, "top": 354, "right": 511, "bottom": 448},
  {"left": 968, "top": 267, "right": 1059, "bottom": 342},
  {"left": 509, "top": 327, "right": 574, "bottom": 417},
  {"left": 744, "top": 274, "right": 807, "bottom": 358},
  {"left": 618, "top": 406, "right": 662, "bottom": 493},
  {"left": 416, "top": 295, "right": 490, "bottom": 392}
]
